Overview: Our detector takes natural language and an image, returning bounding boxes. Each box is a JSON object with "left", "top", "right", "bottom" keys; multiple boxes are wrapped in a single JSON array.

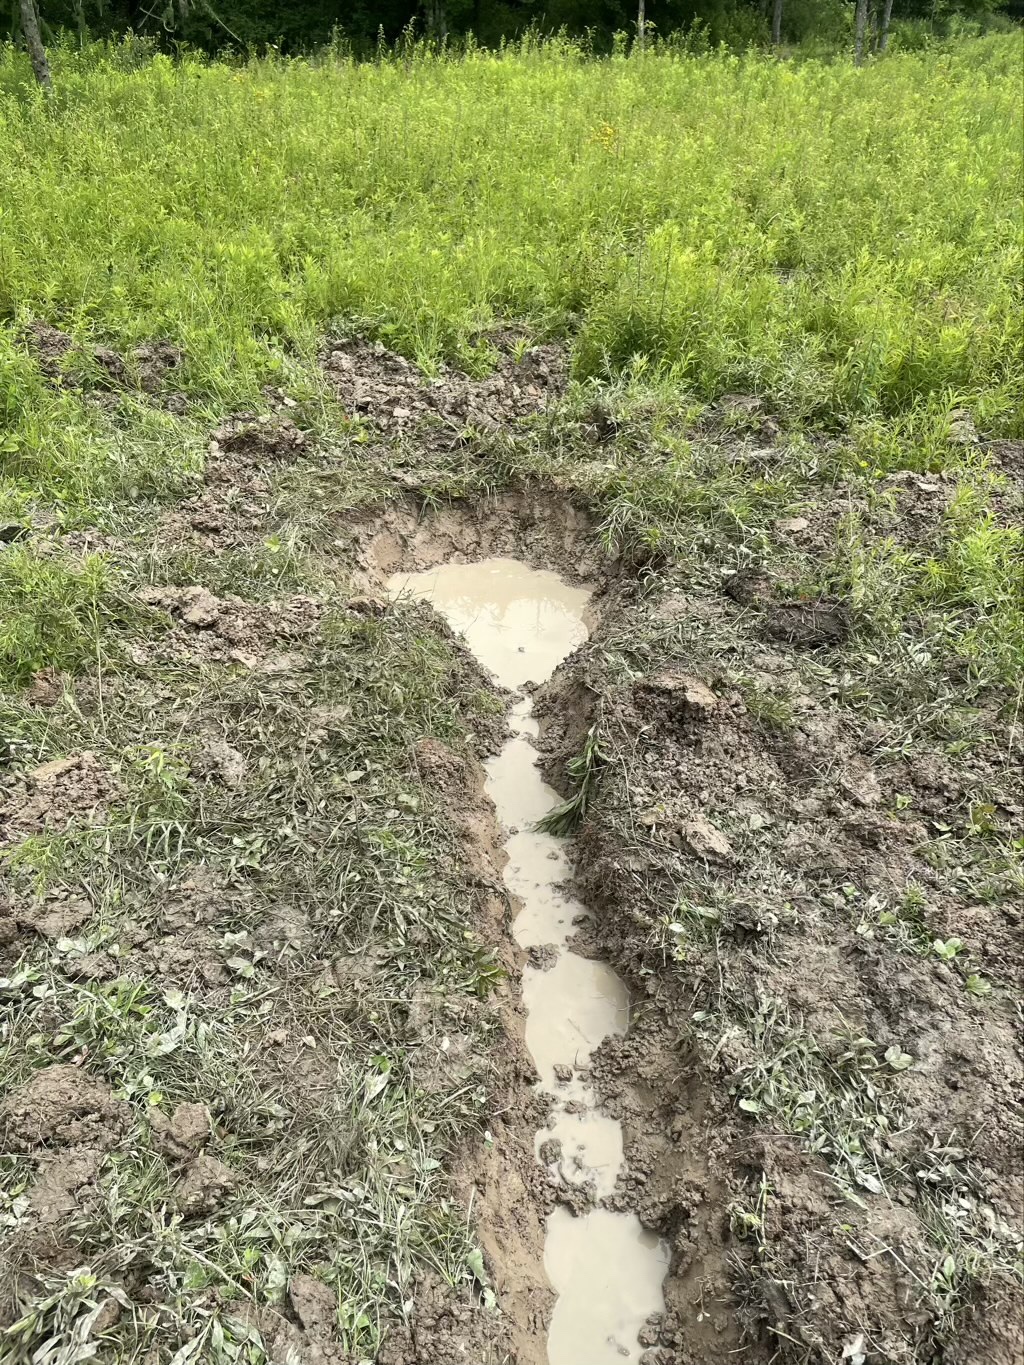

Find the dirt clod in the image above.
[
  {"left": 27, "top": 1148, "right": 104, "bottom": 1226},
  {"left": 141, "top": 583, "right": 223, "bottom": 628},
  {"left": 174, "top": 1154, "right": 236, "bottom": 1214},
  {"left": 153, "top": 1103, "right": 211, "bottom": 1158},
  {"left": 17, "top": 896, "right": 93, "bottom": 941},
  {"left": 23, "top": 321, "right": 74, "bottom": 378},
  {"left": 29, "top": 755, "right": 85, "bottom": 786},
  {"left": 538, "top": 1138, "right": 562, "bottom": 1165},
  {"left": 26, "top": 668, "right": 62, "bottom": 707},
  {"left": 839, "top": 758, "right": 883, "bottom": 808},
  {"left": 92, "top": 346, "right": 128, "bottom": 387},
  {"left": 764, "top": 600, "right": 850, "bottom": 648},
  {"left": 679, "top": 813, "right": 734, "bottom": 861},
  {"left": 287, "top": 1274, "right": 336, "bottom": 1335},
  {"left": 1, "top": 1065, "right": 126, "bottom": 1151},
  {"left": 347, "top": 594, "right": 387, "bottom": 616},
  {"left": 638, "top": 1314, "right": 664, "bottom": 1347},
  {"left": 1, "top": 751, "right": 119, "bottom": 847},
  {"left": 132, "top": 340, "right": 183, "bottom": 392},
  {"left": 210, "top": 414, "right": 307, "bottom": 462},
  {"left": 641, "top": 670, "right": 719, "bottom": 722},
  {"left": 191, "top": 739, "right": 246, "bottom": 789},
  {"left": 527, "top": 943, "right": 559, "bottom": 971}
]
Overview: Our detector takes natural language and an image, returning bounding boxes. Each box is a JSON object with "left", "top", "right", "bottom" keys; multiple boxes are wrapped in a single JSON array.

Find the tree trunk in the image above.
[
  {"left": 772, "top": 0, "right": 783, "bottom": 47},
  {"left": 423, "top": 0, "right": 447, "bottom": 41},
  {"left": 854, "top": 0, "right": 869, "bottom": 64},
  {"left": 879, "top": 0, "right": 894, "bottom": 51},
  {"left": 19, "top": 0, "right": 52, "bottom": 92},
  {"left": 637, "top": 0, "right": 646, "bottom": 50}
]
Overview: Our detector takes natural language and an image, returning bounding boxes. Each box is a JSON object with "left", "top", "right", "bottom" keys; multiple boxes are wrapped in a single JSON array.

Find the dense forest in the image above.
[{"left": 6, "top": 0, "right": 1020, "bottom": 55}]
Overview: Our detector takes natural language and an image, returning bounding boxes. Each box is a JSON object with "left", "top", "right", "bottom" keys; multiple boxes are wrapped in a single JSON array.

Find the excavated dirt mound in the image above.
[
  {"left": 23, "top": 320, "right": 185, "bottom": 402},
  {"left": 532, "top": 576, "right": 1023, "bottom": 1365},
  {"left": 323, "top": 336, "right": 565, "bottom": 441},
  {"left": 1, "top": 1065, "right": 128, "bottom": 1152}
]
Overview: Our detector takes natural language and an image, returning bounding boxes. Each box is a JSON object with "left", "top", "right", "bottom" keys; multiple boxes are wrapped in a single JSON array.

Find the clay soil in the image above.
[{"left": 1, "top": 330, "right": 1021, "bottom": 1365}]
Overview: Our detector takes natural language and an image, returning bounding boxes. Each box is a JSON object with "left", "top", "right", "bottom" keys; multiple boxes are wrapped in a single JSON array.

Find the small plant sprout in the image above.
[
  {"left": 968, "top": 802, "right": 997, "bottom": 835},
  {"left": 932, "top": 938, "right": 964, "bottom": 961},
  {"left": 964, "top": 974, "right": 991, "bottom": 997}
]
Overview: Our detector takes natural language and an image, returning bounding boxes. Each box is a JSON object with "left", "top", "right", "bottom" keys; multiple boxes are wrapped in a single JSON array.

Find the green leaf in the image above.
[
  {"left": 931, "top": 937, "right": 962, "bottom": 960},
  {"left": 884, "top": 1045, "right": 914, "bottom": 1071},
  {"left": 363, "top": 1056, "right": 392, "bottom": 1103},
  {"left": 466, "top": 1247, "right": 488, "bottom": 1285}
]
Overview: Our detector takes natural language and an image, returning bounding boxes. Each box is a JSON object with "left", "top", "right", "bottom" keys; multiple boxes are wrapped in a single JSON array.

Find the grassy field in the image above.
[
  {"left": 1, "top": 35, "right": 1022, "bottom": 491},
  {"left": 0, "top": 31, "right": 1022, "bottom": 1365},
  {"left": 1, "top": 34, "right": 1021, "bottom": 680}
]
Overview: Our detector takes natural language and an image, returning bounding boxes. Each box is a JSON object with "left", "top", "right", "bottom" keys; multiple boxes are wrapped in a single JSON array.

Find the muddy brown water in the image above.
[{"left": 388, "top": 558, "right": 668, "bottom": 1364}]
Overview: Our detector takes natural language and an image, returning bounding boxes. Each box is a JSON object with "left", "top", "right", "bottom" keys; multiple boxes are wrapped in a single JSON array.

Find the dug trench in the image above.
[
  {"left": 354, "top": 491, "right": 1024, "bottom": 1365},
  {"left": 358, "top": 496, "right": 670, "bottom": 1365},
  {"left": 382, "top": 552, "right": 670, "bottom": 1365}
]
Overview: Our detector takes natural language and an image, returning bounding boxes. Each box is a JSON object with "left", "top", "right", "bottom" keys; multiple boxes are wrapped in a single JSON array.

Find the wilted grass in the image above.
[{"left": 0, "top": 599, "right": 504, "bottom": 1359}]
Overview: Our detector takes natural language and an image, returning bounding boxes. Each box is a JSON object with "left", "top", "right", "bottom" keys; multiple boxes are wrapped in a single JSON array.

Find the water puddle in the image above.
[{"left": 388, "top": 557, "right": 668, "bottom": 1364}]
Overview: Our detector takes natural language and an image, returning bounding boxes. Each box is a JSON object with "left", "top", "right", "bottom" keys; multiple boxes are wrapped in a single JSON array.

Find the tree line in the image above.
[{"left": 8, "top": 0, "right": 1017, "bottom": 91}]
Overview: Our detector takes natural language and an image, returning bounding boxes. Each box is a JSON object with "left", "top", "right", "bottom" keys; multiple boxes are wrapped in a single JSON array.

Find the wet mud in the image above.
[{"left": 388, "top": 558, "right": 669, "bottom": 1364}]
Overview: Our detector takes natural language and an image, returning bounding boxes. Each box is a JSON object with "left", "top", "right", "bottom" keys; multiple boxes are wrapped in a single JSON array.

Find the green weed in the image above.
[
  {"left": 0, "top": 547, "right": 143, "bottom": 685},
  {"left": 536, "top": 724, "right": 606, "bottom": 835},
  {"left": 0, "top": 38, "right": 1019, "bottom": 445}
]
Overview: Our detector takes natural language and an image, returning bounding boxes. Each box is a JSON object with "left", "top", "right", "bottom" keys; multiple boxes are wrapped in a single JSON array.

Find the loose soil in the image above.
[
  {"left": 531, "top": 587, "right": 1024, "bottom": 1365},
  {"left": 1, "top": 329, "right": 1020, "bottom": 1365}
]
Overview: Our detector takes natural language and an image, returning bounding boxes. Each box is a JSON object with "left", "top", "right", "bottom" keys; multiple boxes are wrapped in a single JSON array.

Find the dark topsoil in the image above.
[{"left": 2, "top": 328, "right": 1022, "bottom": 1365}]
